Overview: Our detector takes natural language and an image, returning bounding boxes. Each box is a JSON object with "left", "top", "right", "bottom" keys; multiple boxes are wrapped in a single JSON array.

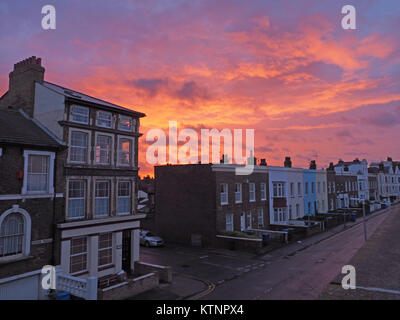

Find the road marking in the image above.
[
  {"left": 199, "top": 255, "right": 208, "bottom": 259},
  {"left": 331, "top": 282, "right": 400, "bottom": 296}
]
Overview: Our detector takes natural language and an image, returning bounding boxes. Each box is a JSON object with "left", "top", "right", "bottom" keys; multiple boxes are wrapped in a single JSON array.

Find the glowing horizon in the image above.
[{"left": 1, "top": 0, "right": 399, "bottom": 177}]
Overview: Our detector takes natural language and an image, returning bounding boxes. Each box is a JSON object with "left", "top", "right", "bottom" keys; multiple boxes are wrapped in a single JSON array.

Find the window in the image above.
[
  {"left": 249, "top": 183, "right": 255, "bottom": 202},
  {"left": 305, "top": 182, "right": 309, "bottom": 195},
  {"left": 298, "top": 182, "right": 302, "bottom": 196},
  {"left": 289, "top": 205, "right": 292, "bottom": 219},
  {"left": 273, "top": 208, "right": 287, "bottom": 222},
  {"left": 0, "top": 214, "right": 24, "bottom": 257},
  {"left": 257, "top": 209, "right": 264, "bottom": 227},
  {"left": 235, "top": 183, "right": 242, "bottom": 203},
  {"left": 95, "top": 181, "right": 110, "bottom": 217},
  {"left": 273, "top": 182, "right": 285, "bottom": 197},
  {"left": 98, "top": 233, "right": 113, "bottom": 267},
  {"left": 260, "top": 183, "right": 266, "bottom": 200},
  {"left": 119, "top": 115, "right": 133, "bottom": 131},
  {"left": 296, "top": 204, "right": 300, "bottom": 217},
  {"left": 318, "top": 182, "right": 321, "bottom": 193},
  {"left": 290, "top": 183, "right": 294, "bottom": 197},
  {"left": 118, "top": 138, "right": 133, "bottom": 166},
  {"left": 70, "top": 237, "right": 88, "bottom": 274},
  {"left": 27, "top": 155, "right": 49, "bottom": 192},
  {"left": 70, "top": 131, "right": 88, "bottom": 163},
  {"left": 328, "top": 182, "right": 331, "bottom": 194},
  {"left": 118, "top": 181, "right": 131, "bottom": 215},
  {"left": 311, "top": 182, "right": 315, "bottom": 194},
  {"left": 322, "top": 200, "right": 325, "bottom": 212},
  {"left": 225, "top": 214, "right": 233, "bottom": 231},
  {"left": 70, "top": 105, "right": 89, "bottom": 124},
  {"left": 68, "top": 180, "right": 86, "bottom": 219},
  {"left": 97, "top": 111, "right": 112, "bottom": 128},
  {"left": 96, "top": 135, "right": 112, "bottom": 164},
  {"left": 323, "top": 182, "right": 326, "bottom": 193},
  {"left": 220, "top": 184, "right": 228, "bottom": 205}
]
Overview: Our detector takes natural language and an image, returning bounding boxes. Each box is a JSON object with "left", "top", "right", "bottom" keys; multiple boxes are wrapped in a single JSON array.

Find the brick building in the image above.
[
  {"left": 155, "top": 163, "right": 270, "bottom": 247},
  {"left": 0, "top": 57, "right": 146, "bottom": 291},
  {"left": 0, "top": 109, "right": 65, "bottom": 299},
  {"left": 326, "top": 163, "right": 358, "bottom": 211}
]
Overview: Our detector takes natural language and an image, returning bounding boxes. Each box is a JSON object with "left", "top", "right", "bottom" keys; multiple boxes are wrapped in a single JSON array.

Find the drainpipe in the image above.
[{"left": 51, "top": 150, "right": 58, "bottom": 266}]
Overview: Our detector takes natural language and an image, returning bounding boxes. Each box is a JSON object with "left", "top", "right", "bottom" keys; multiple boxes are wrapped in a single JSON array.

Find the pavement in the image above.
[
  {"left": 134, "top": 204, "right": 398, "bottom": 300},
  {"left": 320, "top": 203, "right": 400, "bottom": 300}
]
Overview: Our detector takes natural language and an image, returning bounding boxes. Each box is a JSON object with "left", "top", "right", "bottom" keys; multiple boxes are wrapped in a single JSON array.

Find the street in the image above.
[{"left": 139, "top": 205, "right": 396, "bottom": 300}]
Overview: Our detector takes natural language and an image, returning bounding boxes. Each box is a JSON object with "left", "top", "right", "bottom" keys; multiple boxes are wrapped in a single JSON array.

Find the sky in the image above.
[{"left": 1, "top": 0, "right": 400, "bottom": 176}]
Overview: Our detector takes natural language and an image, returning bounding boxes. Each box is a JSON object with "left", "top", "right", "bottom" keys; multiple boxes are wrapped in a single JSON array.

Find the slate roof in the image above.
[
  {"left": 40, "top": 81, "right": 146, "bottom": 117},
  {"left": 0, "top": 109, "right": 62, "bottom": 149}
]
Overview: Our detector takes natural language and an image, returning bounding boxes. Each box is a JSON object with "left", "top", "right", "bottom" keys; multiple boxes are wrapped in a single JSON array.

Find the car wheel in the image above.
[{"left": 145, "top": 241, "right": 150, "bottom": 247}]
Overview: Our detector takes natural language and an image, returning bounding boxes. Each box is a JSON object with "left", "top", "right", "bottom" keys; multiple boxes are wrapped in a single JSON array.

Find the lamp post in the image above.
[{"left": 350, "top": 197, "right": 367, "bottom": 242}]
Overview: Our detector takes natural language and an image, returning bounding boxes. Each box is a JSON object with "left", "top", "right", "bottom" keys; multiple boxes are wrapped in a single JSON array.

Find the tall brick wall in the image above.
[{"left": 155, "top": 164, "right": 216, "bottom": 247}]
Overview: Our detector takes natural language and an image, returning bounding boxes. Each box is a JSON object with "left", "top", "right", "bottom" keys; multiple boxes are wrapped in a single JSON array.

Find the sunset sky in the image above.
[{"left": 1, "top": 0, "right": 399, "bottom": 176}]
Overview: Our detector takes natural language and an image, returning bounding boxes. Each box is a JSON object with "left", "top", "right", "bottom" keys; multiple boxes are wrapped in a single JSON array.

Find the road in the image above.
[{"left": 139, "top": 205, "right": 395, "bottom": 300}]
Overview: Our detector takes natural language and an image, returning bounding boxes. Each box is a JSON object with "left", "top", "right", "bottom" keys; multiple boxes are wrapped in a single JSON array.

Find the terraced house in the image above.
[{"left": 0, "top": 57, "right": 146, "bottom": 290}]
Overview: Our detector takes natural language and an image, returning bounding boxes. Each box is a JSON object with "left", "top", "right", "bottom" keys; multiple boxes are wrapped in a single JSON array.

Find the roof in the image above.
[
  {"left": 40, "top": 81, "right": 145, "bottom": 117},
  {"left": 0, "top": 109, "right": 62, "bottom": 149}
]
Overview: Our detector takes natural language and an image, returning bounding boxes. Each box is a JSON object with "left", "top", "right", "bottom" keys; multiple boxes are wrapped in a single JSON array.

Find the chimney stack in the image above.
[
  {"left": 284, "top": 156, "right": 292, "bottom": 168},
  {"left": 309, "top": 160, "right": 316, "bottom": 170},
  {"left": 0, "top": 56, "right": 45, "bottom": 117},
  {"left": 260, "top": 159, "right": 267, "bottom": 166}
]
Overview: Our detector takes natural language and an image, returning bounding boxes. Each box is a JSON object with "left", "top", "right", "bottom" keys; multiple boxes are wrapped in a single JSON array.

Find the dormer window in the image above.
[
  {"left": 97, "top": 111, "right": 112, "bottom": 128},
  {"left": 119, "top": 115, "right": 133, "bottom": 132},
  {"left": 70, "top": 105, "right": 89, "bottom": 124}
]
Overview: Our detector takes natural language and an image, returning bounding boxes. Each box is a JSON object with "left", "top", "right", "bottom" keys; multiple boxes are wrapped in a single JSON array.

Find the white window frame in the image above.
[
  {"left": 70, "top": 236, "right": 88, "bottom": 275},
  {"left": 273, "top": 182, "right": 285, "bottom": 198},
  {"left": 225, "top": 214, "right": 234, "bottom": 231},
  {"left": 95, "top": 132, "right": 114, "bottom": 165},
  {"left": 22, "top": 150, "right": 55, "bottom": 195},
  {"left": 94, "top": 180, "right": 111, "bottom": 217},
  {"left": 98, "top": 233, "right": 113, "bottom": 267},
  {"left": 68, "top": 128, "right": 91, "bottom": 164},
  {"left": 117, "top": 135, "right": 134, "bottom": 167},
  {"left": 220, "top": 183, "right": 228, "bottom": 205},
  {"left": 260, "top": 183, "right": 267, "bottom": 201},
  {"left": 249, "top": 183, "right": 255, "bottom": 202},
  {"left": 0, "top": 206, "right": 31, "bottom": 262},
  {"left": 235, "top": 183, "right": 242, "bottom": 203},
  {"left": 117, "top": 180, "right": 131, "bottom": 215},
  {"left": 70, "top": 105, "right": 89, "bottom": 124},
  {"left": 67, "top": 179, "right": 86, "bottom": 220},
  {"left": 119, "top": 115, "right": 133, "bottom": 132},
  {"left": 97, "top": 110, "right": 113, "bottom": 129}
]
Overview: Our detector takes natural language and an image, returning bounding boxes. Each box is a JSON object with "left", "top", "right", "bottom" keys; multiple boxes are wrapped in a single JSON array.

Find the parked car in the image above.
[{"left": 140, "top": 230, "right": 165, "bottom": 247}]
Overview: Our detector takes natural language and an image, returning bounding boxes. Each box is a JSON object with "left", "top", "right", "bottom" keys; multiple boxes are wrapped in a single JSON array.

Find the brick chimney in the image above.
[
  {"left": 0, "top": 56, "right": 45, "bottom": 117},
  {"left": 284, "top": 156, "right": 292, "bottom": 168},
  {"left": 260, "top": 158, "right": 267, "bottom": 166},
  {"left": 309, "top": 160, "right": 316, "bottom": 170}
]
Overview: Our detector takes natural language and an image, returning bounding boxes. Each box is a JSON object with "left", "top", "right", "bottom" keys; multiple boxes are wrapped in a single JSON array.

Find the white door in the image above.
[{"left": 240, "top": 214, "right": 245, "bottom": 231}]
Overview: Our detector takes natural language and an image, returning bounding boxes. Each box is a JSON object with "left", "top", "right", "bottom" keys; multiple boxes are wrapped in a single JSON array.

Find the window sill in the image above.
[
  {"left": 98, "top": 264, "right": 115, "bottom": 272},
  {"left": 0, "top": 255, "right": 34, "bottom": 265}
]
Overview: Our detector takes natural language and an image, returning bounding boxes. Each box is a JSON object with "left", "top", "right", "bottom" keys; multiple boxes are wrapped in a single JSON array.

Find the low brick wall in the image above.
[
  {"left": 215, "top": 235, "right": 263, "bottom": 253},
  {"left": 135, "top": 261, "right": 172, "bottom": 283},
  {"left": 98, "top": 272, "right": 159, "bottom": 300}
]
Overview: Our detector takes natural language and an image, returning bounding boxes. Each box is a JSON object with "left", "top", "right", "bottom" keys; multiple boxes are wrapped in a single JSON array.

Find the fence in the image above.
[{"left": 55, "top": 269, "right": 97, "bottom": 300}]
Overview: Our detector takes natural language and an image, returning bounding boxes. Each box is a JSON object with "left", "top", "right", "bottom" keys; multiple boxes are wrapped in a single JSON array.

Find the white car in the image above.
[{"left": 140, "top": 230, "right": 165, "bottom": 247}]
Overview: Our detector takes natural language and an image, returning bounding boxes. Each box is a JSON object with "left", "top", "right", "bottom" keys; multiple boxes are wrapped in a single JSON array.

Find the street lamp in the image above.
[{"left": 350, "top": 197, "right": 367, "bottom": 242}]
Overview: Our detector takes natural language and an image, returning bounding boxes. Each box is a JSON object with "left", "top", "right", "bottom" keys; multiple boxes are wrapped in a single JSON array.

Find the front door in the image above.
[
  {"left": 240, "top": 214, "right": 245, "bottom": 231},
  {"left": 122, "top": 230, "right": 131, "bottom": 273}
]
